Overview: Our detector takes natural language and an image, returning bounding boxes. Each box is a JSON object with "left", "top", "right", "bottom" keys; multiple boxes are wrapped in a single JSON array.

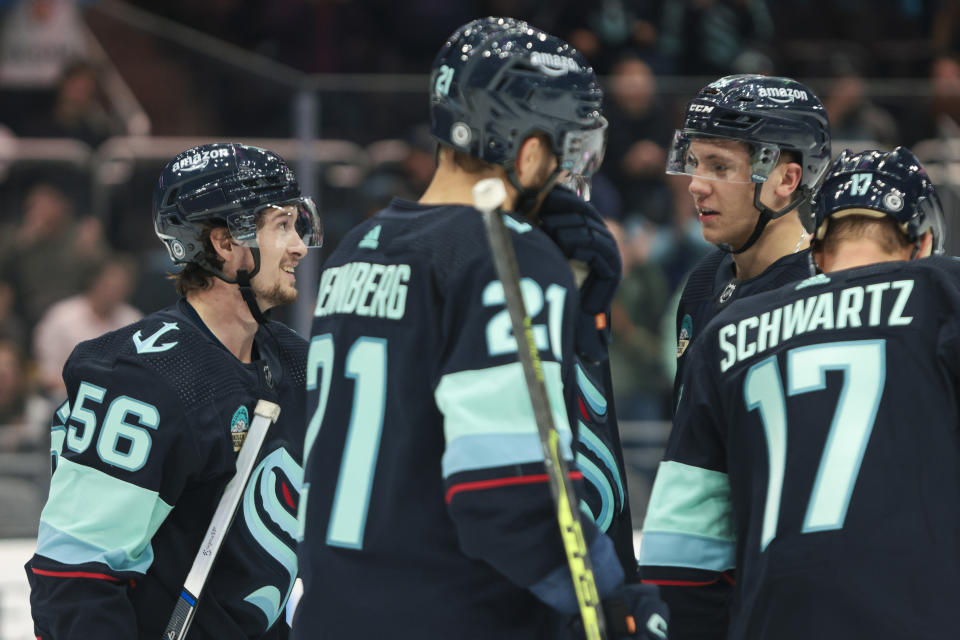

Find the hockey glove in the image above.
[
  {"left": 538, "top": 186, "right": 622, "bottom": 362},
  {"left": 564, "top": 583, "right": 670, "bottom": 640}
]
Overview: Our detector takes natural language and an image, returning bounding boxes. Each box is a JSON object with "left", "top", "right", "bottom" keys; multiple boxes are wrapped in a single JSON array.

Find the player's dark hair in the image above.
[{"left": 170, "top": 214, "right": 266, "bottom": 297}]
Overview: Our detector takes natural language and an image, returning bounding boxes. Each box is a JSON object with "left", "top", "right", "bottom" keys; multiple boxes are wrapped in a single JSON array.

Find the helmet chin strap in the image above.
[
  {"left": 721, "top": 184, "right": 809, "bottom": 255},
  {"left": 201, "top": 248, "right": 270, "bottom": 325}
]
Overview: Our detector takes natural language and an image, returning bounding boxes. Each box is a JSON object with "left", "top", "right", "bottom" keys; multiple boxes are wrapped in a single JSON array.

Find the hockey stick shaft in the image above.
[
  {"left": 162, "top": 399, "right": 282, "bottom": 640},
  {"left": 473, "top": 178, "right": 607, "bottom": 640}
]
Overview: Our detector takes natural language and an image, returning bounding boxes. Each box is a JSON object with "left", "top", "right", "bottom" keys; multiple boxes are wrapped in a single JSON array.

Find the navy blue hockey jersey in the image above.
[
  {"left": 27, "top": 300, "right": 308, "bottom": 639},
  {"left": 641, "top": 257, "right": 960, "bottom": 639},
  {"left": 672, "top": 248, "right": 814, "bottom": 414},
  {"left": 294, "top": 199, "right": 621, "bottom": 639}
]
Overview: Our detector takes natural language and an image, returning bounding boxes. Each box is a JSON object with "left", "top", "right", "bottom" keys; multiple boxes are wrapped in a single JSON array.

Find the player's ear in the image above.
[
  {"left": 915, "top": 230, "right": 934, "bottom": 259},
  {"left": 515, "top": 136, "right": 545, "bottom": 186},
  {"left": 209, "top": 226, "right": 235, "bottom": 262},
  {"left": 773, "top": 161, "right": 803, "bottom": 198}
]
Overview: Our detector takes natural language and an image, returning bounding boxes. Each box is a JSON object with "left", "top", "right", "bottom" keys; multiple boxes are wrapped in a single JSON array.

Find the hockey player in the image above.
[
  {"left": 669, "top": 74, "right": 832, "bottom": 412},
  {"left": 640, "top": 147, "right": 956, "bottom": 639},
  {"left": 26, "top": 143, "right": 322, "bottom": 639},
  {"left": 650, "top": 75, "right": 831, "bottom": 635},
  {"left": 294, "top": 17, "right": 667, "bottom": 640}
]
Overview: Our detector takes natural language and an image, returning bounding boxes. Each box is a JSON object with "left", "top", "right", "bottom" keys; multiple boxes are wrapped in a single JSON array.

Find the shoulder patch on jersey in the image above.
[
  {"left": 358, "top": 224, "right": 382, "bottom": 249},
  {"left": 795, "top": 273, "right": 831, "bottom": 290},
  {"left": 677, "top": 314, "right": 693, "bottom": 358},
  {"left": 132, "top": 322, "right": 180, "bottom": 354},
  {"left": 231, "top": 405, "right": 250, "bottom": 452}
]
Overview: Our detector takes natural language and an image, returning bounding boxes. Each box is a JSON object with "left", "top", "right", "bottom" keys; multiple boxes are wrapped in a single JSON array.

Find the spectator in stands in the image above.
[
  {"left": 603, "top": 55, "right": 674, "bottom": 225},
  {"left": 22, "top": 59, "right": 122, "bottom": 147},
  {"left": 823, "top": 58, "right": 899, "bottom": 149},
  {"left": 0, "top": 281, "right": 26, "bottom": 346},
  {"left": 0, "top": 0, "right": 90, "bottom": 87},
  {"left": 0, "top": 182, "right": 107, "bottom": 335},
  {"left": 33, "top": 253, "right": 142, "bottom": 401},
  {"left": 606, "top": 216, "right": 671, "bottom": 420},
  {"left": 0, "top": 338, "right": 44, "bottom": 452},
  {"left": 659, "top": 0, "right": 774, "bottom": 76}
]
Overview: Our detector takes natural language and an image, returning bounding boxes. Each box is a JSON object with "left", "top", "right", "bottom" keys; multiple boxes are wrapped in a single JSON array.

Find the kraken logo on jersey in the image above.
[
  {"left": 676, "top": 314, "right": 693, "bottom": 358},
  {"left": 241, "top": 447, "right": 303, "bottom": 627},
  {"left": 231, "top": 405, "right": 250, "bottom": 452}
]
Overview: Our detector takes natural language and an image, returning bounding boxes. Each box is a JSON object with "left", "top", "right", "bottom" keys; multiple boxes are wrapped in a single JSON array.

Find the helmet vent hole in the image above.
[
  {"left": 737, "top": 96, "right": 755, "bottom": 102},
  {"left": 716, "top": 112, "right": 759, "bottom": 130},
  {"left": 165, "top": 188, "right": 179, "bottom": 207}
]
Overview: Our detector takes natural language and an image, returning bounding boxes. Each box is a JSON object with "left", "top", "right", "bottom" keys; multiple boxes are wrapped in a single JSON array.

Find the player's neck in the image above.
[
  {"left": 732, "top": 214, "right": 808, "bottom": 280},
  {"left": 186, "top": 284, "right": 259, "bottom": 363},
  {"left": 419, "top": 164, "right": 518, "bottom": 211},
  {"left": 818, "top": 241, "right": 911, "bottom": 273}
]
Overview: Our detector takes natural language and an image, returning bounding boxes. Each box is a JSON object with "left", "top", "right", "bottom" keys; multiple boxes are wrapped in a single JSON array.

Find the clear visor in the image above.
[
  {"left": 228, "top": 197, "right": 323, "bottom": 249},
  {"left": 557, "top": 117, "right": 608, "bottom": 200},
  {"left": 665, "top": 130, "right": 781, "bottom": 184}
]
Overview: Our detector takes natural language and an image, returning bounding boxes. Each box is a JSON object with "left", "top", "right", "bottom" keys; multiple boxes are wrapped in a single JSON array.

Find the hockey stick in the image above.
[
  {"left": 473, "top": 178, "right": 608, "bottom": 640},
  {"left": 162, "top": 399, "right": 282, "bottom": 640}
]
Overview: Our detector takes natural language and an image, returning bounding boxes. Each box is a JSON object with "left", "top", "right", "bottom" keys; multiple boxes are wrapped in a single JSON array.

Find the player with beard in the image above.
[
  {"left": 293, "top": 17, "right": 666, "bottom": 640},
  {"left": 26, "top": 143, "right": 322, "bottom": 639}
]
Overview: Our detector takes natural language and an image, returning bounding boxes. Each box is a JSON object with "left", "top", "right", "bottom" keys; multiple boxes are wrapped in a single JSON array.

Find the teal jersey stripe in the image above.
[
  {"left": 35, "top": 521, "right": 155, "bottom": 574},
  {"left": 442, "top": 431, "right": 573, "bottom": 478},
  {"left": 642, "top": 461, "right": 735, "bottom": 542},
  {"left": 575, "top": 453, "right": 613, "bottom": 532},
  {"left": 577, "top": 420, "right": 625, "bottom": 507},
  {"left": 637, "top": 530, "right": 736, "bottom": 572},
  {"left": 575, "top": 363, "right": 607, "bottom": 416},
  {"left": 436, "top": 361, "right": 571, "bottom": 442},
  {"left": 37, "top": 458, "right": 172, "bottom": 571}
]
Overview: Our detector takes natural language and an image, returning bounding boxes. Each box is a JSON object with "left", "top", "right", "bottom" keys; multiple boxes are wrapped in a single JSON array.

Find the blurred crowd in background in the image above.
[{"left": 2, "top": 0, "right": 960, "bottom": 457}]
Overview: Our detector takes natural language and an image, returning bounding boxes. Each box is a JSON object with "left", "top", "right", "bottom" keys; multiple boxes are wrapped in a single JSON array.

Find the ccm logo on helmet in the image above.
[
  {"left": 529, "top": 51, "right": 581, "bottom": 76},
  {"left": 757, "top": 87, "right": 809, "bottom": 104},
  {"left": 689, "top": 104, "right": 714, "bottom": 113},
  {"left": 172, "top": 147, "right": 231, "bottom": 172}
]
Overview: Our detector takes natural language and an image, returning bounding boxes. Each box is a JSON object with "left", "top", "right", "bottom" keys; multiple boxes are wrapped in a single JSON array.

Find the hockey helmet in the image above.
[
  {"left": 153, "top": 143, "right": 322, "bottom": 269},
  {"left": 812, "top": 146, "right": 945, "bottom": 254},
  {"left": 430, "top": 17, "right": 607, "bottom": 194}
]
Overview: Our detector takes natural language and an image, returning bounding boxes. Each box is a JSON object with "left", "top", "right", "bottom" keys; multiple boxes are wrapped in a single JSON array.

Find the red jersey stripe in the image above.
[
  {"left": 31, "top": 568, "right": 124, "bottom": 583},
  {"left": 445, "top": 471, "right": 583, "bottom": 503}
]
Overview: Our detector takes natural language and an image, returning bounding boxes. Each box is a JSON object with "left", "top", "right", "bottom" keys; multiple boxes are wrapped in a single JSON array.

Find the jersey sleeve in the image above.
[
  {"left": 639, "top": 333, "right": 734, "bottom": 639},
  {"left": 571, "top": 358, "right": 637, "bottom": 582},
  {"left": 26, "top": 352, "right": 212, "bottom": 639},
  {"left": 434, "top": 230, "right": 624, "bottom": 610}
]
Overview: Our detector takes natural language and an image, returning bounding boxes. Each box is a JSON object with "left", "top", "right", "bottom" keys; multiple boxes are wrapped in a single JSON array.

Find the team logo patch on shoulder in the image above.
[
  {"left": 132, "top": 322, "right": 180, "bottom": 354},
  {"left": 676, "top": 314, "right": 693, "bottom": 358},
  {"left": 231, "top": 406, "right": 250, "bottom": 452}
]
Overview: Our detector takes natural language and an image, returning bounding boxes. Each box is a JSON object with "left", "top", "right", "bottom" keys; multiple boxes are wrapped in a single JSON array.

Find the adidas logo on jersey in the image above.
[{"left": 358, "top": 225, "right": 382, "bottom": 250}]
